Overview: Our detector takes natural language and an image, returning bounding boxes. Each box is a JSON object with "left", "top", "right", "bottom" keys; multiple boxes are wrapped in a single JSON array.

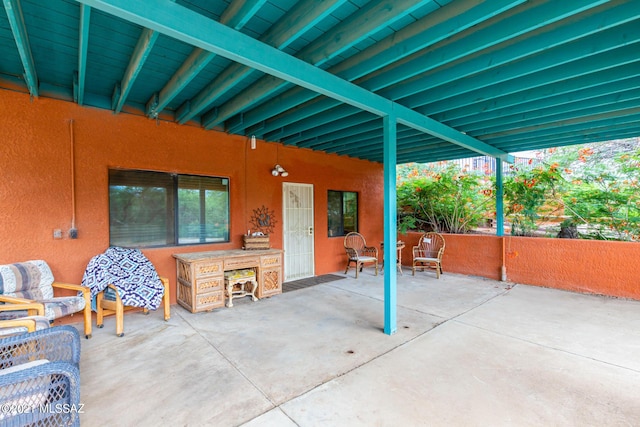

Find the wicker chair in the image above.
[
  {"left": 344, "top": 232, "right": 379, "bottom": 278},
  {"left": 412, "top": 232, "right": 445, "bottom": 279},
  {"left": 0, "top": 260, "right": 92, "bottom": 338},
  {"left": 0, "top": 292, "right": 49, "bottom": 337},
  {"left": 0, "top": 325, "right": 81, "bottom": 426}
]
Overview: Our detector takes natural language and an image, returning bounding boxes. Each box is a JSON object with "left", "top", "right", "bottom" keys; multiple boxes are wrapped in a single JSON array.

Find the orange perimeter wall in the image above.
[
  {"left": 0, "top": 90, "right": 384, "bottom": 302},
  {"left": 400, "top": 232, "right": 640, "bottom": 300}
]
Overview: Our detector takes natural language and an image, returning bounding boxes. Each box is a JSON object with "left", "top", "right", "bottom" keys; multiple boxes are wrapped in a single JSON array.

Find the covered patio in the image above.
[
  {"left": 2, "top": 1, "right": 640, "bottom": 424},
  {"left": 78, "top": 271, "right": 640, "bottom": 425}
]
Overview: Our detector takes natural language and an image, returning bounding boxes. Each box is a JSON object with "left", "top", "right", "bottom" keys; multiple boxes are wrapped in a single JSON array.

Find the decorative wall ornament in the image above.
[{"left": 249, "top": 205, "right": 276, "bottom": 236}]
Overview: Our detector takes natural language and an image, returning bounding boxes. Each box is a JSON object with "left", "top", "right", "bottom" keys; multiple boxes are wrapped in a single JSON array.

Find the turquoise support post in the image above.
[
  {"left": 383, "top": 112, "right": 397, "bottom": 335},
  {"left": 495, "top": 157, "right": 504, "bottom": 237}
]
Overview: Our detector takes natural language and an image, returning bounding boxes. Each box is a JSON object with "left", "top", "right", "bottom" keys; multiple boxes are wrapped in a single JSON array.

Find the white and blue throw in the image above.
[{"left": 81, "top": 247, "right": 165, "bottom": 310}]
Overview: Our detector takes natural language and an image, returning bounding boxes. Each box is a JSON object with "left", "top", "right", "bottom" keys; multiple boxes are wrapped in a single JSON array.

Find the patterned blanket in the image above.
[{"left": 81, "top": 247, "right": 165, "bottom": 310}]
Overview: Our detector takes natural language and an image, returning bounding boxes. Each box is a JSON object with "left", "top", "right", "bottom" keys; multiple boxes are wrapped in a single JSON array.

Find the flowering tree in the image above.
[
  {"left": 397, "top": 163, "right": 493, "bottom": 234},
  {"left": 397, "top": 138, "right": 640, "bottom": 241},
  {"left": 502, "top": 162, "right": 564, "bottom": 236},
  {"left": 560, "top": 146, "right": 640, "bottom": 241}
]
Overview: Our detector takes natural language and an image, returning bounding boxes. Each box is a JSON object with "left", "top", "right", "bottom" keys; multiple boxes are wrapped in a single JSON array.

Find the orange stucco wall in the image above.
[
  {"left": 401, "top": 232, "right": 640, "bottom": 300},
  {"left": 0, "top": 90, "right": 384, "bottom": 303}
]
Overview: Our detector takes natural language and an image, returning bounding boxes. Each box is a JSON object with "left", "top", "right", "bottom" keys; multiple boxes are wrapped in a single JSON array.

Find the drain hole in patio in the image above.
[{"left": 282, "top": 274, "right": 344, "bottom": 293}]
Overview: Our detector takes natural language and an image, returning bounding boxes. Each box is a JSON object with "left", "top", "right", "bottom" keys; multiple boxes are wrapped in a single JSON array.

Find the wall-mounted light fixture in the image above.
[
  {"left": 271, "top": 164, "right": 288, "bottom": 177},
  {"left": 250, "top": 135, "right": 256, "bottom": 150}
]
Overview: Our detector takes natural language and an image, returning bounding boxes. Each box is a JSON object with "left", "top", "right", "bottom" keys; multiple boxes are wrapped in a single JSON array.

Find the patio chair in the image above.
[
  {"left": 0, "top": 316, "right": 51, "bottom": 338},
  {"left": 96, "top": 277, "right": 170, "bottom": 337},
  {"left": 344, "top": 232, "right": 379, "bottom": 278},
  {"left": 412, "top": 232, "right": 445, "bottom": 279},
  {"left": 83, "top": 247, "right": 170, "bottom": 337},
  {"left": 0, "top": 260, "right": 92, "bottom": 338},
  {"left": 0, "top": 325, "right": 81, "bottom": 426}
]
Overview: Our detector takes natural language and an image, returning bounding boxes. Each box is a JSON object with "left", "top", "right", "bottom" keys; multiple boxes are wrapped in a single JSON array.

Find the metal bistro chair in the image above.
[
  {"left": 412, "top": 232, "right": 445, "bottom": 279},
  {"left": 344, "top": 232, "right": 379, "bottom": 278}
]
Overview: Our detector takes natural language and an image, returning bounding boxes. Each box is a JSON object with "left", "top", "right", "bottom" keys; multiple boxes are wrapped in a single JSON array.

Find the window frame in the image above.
[
  {"left": 108, "top": 169, "right": 230, "bottom": 248},
  {"left": 327, "top": 190, "right": 359, "bottom": 237}
]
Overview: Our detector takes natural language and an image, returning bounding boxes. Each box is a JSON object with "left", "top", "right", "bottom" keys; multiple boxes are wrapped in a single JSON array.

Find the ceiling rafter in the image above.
[
  {"left": 2, "top": 0, "right": 38, "bottom": 97},
  {"left": 248, "top": 0, "right": 602, "bottom": 142},
  {"left": 435, "top": 62, "right": 640, "bottom": 124},
  {"left": 288, "top": 53, "right": 639, "bottom": 150},
  {"left": 290, "top": 15, "right": 638, "bottom": 151},
  {"left": 76, "top": 0, "right": 512, "bottom": 161},
  {"left": 290, "top": 112, "right": 379, "bottom": 147},
  {"left": 73, "top": 4, "right": 91, "bottom": 105},
  {"left": 112, "top": 27, "right": 159, "bottom": 113},
  {"left": 491, "top": 124, "right": 640, "bottom": 153},
  {"left": 2, "top": 0, "right": 637, "bottom": 165},
  {"left": 145, "top": 0, "right": 267, "bottom": 119},
  {"left": 175, "top": 0, "right": 348, "bottom": 124},
  {"left": 231, "top": 0, "right": 526, "bottom": 135},
  {"left": 398, "top": 13, "right": 640, "bottom": 110},
  {"left": 466, "top": 92, "right": 640, "bottom": 137},
  {"left": 417, "top": 40, "right": 640, "bottom": 115},
  {"left": 365, "top": 0, "right": 610, "bottom": 93},
  {"left": 483, "top": 109, "right": 640, "bottom": 144},
  {"left": 201, "top": 0, "right": 435, "bottom": 130}
]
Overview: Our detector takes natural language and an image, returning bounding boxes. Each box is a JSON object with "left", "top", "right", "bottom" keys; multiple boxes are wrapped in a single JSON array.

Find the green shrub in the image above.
[{"left": 397, "top": 164, "right": 493, "bottom": 234}]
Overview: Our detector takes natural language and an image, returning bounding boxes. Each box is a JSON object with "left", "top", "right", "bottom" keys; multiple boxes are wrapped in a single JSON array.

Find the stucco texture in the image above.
[
  {"left": 401, "top": 232, "right": 639, "bottom": 301},
  {"left": 0, "top": 90, "right": 384, "bottom": 302}
]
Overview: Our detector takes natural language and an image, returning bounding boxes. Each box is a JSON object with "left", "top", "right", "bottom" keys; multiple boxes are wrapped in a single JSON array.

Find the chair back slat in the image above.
[
  {"left": 344, "top": 232, "right": 366, "bottom": 255},
  {"left": 416, "top": 233, "right": 444, "bottom": 258}
]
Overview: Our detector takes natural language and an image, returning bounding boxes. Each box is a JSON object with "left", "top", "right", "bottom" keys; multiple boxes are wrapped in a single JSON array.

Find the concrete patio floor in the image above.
[{"left": 76, "top": 269, "right": 640, "bottom": 426}]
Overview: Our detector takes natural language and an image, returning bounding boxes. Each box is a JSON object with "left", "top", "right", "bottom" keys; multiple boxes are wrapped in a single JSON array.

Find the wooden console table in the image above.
[{"left": 173, "top": 249, "right": 283, "bottom": 313}]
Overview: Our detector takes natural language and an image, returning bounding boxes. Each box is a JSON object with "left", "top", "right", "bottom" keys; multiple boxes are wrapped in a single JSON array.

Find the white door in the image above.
[{"left": 282, "top": 183, "right": 314, "bottom": 281}]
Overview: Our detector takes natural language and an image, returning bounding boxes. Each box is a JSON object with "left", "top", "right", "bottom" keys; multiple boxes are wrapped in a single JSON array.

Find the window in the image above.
[
  {"left": 109, "top": 169, "right": 230, "bottom": 247},
  {"left": 328, "top": 190, "right": 358, "bottom": 237}
]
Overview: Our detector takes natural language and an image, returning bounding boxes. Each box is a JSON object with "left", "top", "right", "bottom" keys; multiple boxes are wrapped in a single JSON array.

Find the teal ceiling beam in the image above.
[
  {"left": 417, "top": 41, "right": 640, "bottom": 117},
  {"left": 335, "top": 133, "right": 438, "bottom": 157},
  {"left": 228, "top": 0, "right": 525, "bottom": 134},
  {"left": 301, "top": 122, "right": 422, "bottom": 151},
  {"left": 176, "top": 0, "right": 346, "bottom": 124},
  {"left": 365, "top": 0, "right": 611, "bottom": 94},
  {"left": 245, "top": 0, "right": 593, "bottom": 139},
  {"left": 202, "top": 0, "right": 433, "bottom": 129},
  {"left": 440, "top": 62, "right": 640, "bottom": 129},
  {"left": 485, "top": 110, "right": 640, "bottom": 146},
  {"left": 282, "top": 111, "right": 372, "bottom": 145},
  {"left": 112, "top": 28, "right": 159, "bottom": 113},
  {"left": 333, "top": 132, "right": 443, "bottom": 157},
  {"left": 494, "top": 125, "right": 640, "bottom": 154},
  {"left": 260, "top": 96, "right": 343, "bottom": 138},
  {"left": 74, "top": 4, "right": 91, "bottom": 105},
  {"left": 469, "top": 93, "right": 640, "bottom": 138},
  {"left": 220, "top": 0, "right": 267, "bottom": 30},
  {"left": 3, "top": 0, "right": 38, "bottom": 96},
  {"left": 439, "top": 63, "right": 640, "bottom": 126},
  {"left": 146, "top": 0, "right": 267, "bottom": 118},
  {"left": 75, "top": 0, "right": 511, "bottom": 161},
  {"left": 296, "top": 113, "right": 382, "bottom": 148},
  {"left": 401, "top": 17, "right": 640, "bottom": 111}
]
